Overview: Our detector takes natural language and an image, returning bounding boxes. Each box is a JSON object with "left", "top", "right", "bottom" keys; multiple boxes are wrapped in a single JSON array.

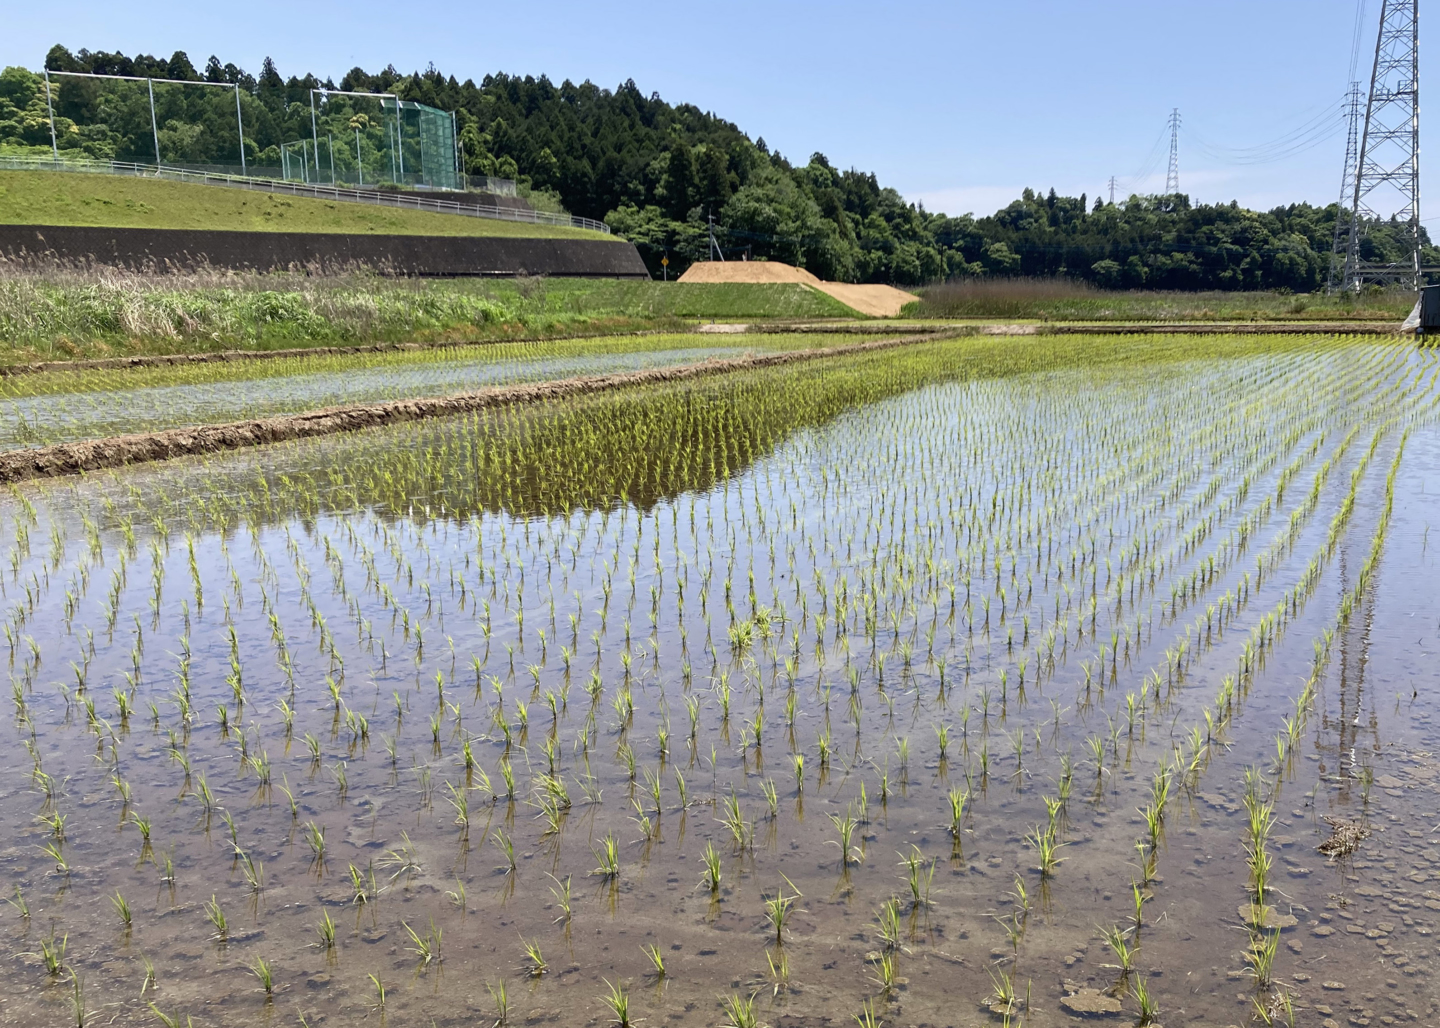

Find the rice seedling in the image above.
[
  {"left": 987, "top": 966, "right": 1019, "bottom": 1015},
  {"left": 761, "top": 778, "right": 779, "bottom": 819},
  {"left": 522, "top": 939, "right": 548, "bottom": 976},
  {"left": 146, "top": 1006, "right": 195, "bottom": 1028},
  {"left": 7, "top": 885, "right": 29, "bottom": 920},
  {"left": 111, "top": 890, "right": 133, "bottom": 927},
  {"left": 27, "top": 931, "right": 67, "bottom": 976},
  {"left": 828, "top": 810, "right": 863, "bottom": 866},
  {"left": 487, "top": 979, "right": 509, "bottom": 1024},
  {"left": 1099, "top": 924, "right": 1135, "bottom": 973},
  {"left": 762, "top": 876, "right": 802, "bottom": 944},
  {"left": 40, "top": 839, "right": 70, "bottom": 875},
  {"left": 239, "top": 851, "right": 265, "bottom": 893},
  {"left": 493, "top": 829, "right": 518, "bottom": 873},
  {"left": 642, "top": 943, "right": 666, "bottom": 979},
  {"left": 1024, "top": 823, "right": 1064, "bottom": 877},
  {"left": 721, "top": 992, "right": 761, "bottom": 1028},
  {"left": 701, "top": 841, "right": 723, "bottom": 892},
  {"left": 898, "top": 846, "right": 935, "bottom": 908},
  {"left": 591, "top": 832, "right": 621, "bottom": 878},
  {"left": 204, "top": 896, "right": 228, "bottom": 941},
  {"left": 302, "top": 822, "right": 326, "bottom": 866},
  {"left": 69, "top": 970, "right": 91, "bottom": 1027},
  {"left": 403, "top": 919, "right": 443, "bottom": 967},
  {"left": 1133, "top": 976, "right": 1159, "bottom": 1025},
  {"left": 854, "top": 998, "right": 883, "bottom": 1028},
  {"left": 246, "top": 956, "right": 275, "bottom": 997},
  {"left": 315, "top": 910, "right": 337, "bottom": 950},
  {"left": 875, "top": 895, "right": 903, "bottom": 950},
  {"left": 601, "top": 979, "right": 633, "bottom": 1027},
  {"left": 1245, "top": 929, "right": 1280, "bottom": 989},
  {"left": 547, "top": 873, "right": 573, "bottom": 922},
  {"left": 946, "top": 787, "right": 968, "bottom": 838}
]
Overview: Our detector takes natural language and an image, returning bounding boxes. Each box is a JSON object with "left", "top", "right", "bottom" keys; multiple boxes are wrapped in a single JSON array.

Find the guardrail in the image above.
[{"left": 0, "top": 156, "right": 610, "bottom": 234}]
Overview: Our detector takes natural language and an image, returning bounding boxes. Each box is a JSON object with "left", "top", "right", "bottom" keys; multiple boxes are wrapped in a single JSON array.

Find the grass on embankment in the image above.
[
  {"left": 0, "top": 268, "right": 862, "bottom": 363},
  {"left": 910, "top": 277, "right": 1415, "bottom": 322},
  {"left": 0, "top": 170, "right": 608, "bottom": 240}
]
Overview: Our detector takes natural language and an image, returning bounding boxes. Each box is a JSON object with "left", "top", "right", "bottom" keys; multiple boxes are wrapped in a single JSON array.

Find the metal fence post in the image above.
[
  {"left": 147, "top": 78, "right": 161, "bottom": 167},
  {"left": 42, "top": 69, "right": 58, "bottom": 160},
  {"left": 234, "top": 84, "right": 247, "bottom": 175},
  {"left": 310, "top": 90, "right": 321, "bottom": 175}
]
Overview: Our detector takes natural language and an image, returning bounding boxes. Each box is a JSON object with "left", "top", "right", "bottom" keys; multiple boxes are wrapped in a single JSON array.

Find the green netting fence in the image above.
[{"left": 279, "top": 92, "right": 460, "bottom": 191}]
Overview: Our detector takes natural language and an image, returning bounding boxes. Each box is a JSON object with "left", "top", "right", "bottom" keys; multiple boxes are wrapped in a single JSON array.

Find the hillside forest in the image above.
[{"left": 1, "top": 45, "right": 1432, "bottom": 286}]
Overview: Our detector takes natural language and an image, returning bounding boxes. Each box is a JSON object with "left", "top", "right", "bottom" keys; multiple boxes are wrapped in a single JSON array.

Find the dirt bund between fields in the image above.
[{"left": 0, "top": 329, "right": 959, "bottom": 485}]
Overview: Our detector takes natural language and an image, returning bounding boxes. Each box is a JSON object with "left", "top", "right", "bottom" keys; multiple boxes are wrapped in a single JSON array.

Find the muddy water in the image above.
[{"left": 0, "top": 338, "right": 1434, "bottom": 1028}]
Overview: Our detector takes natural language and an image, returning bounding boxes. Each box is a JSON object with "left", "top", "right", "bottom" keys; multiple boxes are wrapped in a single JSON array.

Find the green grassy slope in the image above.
[{"left": 0, "top": 170, "right": 610, "bottom": 240}]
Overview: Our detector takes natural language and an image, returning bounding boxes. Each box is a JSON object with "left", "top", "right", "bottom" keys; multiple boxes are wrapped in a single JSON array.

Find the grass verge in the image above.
[
  {"left": 910, "top": 278, "right": 1414, "bottom": 322},
  {"left": 0, "top": 170, "right": 607, "bottom": 239},
  {"left": 0, "top": 268, "right": 861, "bottom": 363}
]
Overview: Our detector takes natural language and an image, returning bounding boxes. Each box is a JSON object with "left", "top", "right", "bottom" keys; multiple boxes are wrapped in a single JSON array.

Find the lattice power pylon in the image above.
[
  {"left": 1165, "top": 109, "right": 1181, "bottom": 195},
  {"left": 1328, "top": 83, "right": 1366, "bottom": 291},
  {"left": 1342, "top": 0, "right": 1421, "bottom": 292}
]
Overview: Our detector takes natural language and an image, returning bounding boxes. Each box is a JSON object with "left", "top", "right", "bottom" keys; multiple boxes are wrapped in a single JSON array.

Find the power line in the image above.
[{"left": 1182, "top": 97, "right": 1348, "bottom": 165}]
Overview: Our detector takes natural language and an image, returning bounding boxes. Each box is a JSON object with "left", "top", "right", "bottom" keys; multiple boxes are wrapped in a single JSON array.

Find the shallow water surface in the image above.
[{"left": 0, "top": 335, "right": 1435, "bottom": 1028}]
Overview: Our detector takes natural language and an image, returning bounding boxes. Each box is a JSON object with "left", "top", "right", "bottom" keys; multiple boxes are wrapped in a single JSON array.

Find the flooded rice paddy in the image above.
[
  {"left": 0, "top": 332, "right": 1436, "bottom": 1028},
  {"left": 0, "top": 333, "right": 864, "bottom": 451}
]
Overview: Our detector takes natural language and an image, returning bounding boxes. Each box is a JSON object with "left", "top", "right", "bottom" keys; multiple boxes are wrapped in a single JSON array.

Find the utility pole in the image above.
[
  {"left": 707, "top": 210, "right": 725, "bottom": 261},
  {"left": 1164, "top": 109, "right": 1181, "bottom": 196},
  {"left": 1343, "top": 0, "right": 1421, "bottom": 292},
  {"left": 1327, "top": 82, "right": 1365, "bottom": 291},
  {"left": 1108, "top": 176, "right": 1117, "bottom": 205}
]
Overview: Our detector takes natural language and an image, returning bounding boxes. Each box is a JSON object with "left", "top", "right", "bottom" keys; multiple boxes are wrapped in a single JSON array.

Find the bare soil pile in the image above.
[{"left": 677, "top": 261, "right": 916, "bottom": 317}]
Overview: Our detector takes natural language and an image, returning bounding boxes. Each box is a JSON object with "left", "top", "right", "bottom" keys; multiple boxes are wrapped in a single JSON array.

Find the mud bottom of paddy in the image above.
[{"left": 0, "top": 335, "right": 1435, "bottom": 1027}]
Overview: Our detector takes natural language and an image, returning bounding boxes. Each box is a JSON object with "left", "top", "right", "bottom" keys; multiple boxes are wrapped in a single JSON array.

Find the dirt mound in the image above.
[
  {"left": 677, "top": 261, "right": 821, "bottom": 285},
  {"left": 677, "top": 261, "right": 916, "bottom": 317},
  {"left": 812, "top": 283, "right": 917, "bottom": 318}
]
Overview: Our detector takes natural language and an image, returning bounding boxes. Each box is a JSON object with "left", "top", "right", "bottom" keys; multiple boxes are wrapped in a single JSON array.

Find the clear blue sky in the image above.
[{"left": 3, "top": 0, "right": 1429, "bottom": 220}]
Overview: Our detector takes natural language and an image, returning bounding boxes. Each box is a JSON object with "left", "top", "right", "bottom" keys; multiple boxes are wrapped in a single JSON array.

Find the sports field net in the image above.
[
  {"left": 280, "top": 93, "right": 461, "bottom": 192},
  {"left": 23, "top": 73, "right": 462, "bottom": 192}
]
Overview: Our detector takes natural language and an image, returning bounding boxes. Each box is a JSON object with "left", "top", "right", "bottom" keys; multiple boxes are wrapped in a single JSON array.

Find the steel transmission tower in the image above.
[
  {"left": 1328, "top": 83, "right": 1367, "bottom": 290},
  {"left": 1342, "top": 0, "right": 1421, "bottom": 292},
  {"left": 1165, "top": 109, "right": 1181, "bottom": 195}
]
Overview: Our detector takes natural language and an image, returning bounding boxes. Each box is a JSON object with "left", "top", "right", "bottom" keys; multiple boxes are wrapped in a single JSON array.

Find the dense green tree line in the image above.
[{"left": 1, "top": 45, "right": 1430, "bottom": 286}]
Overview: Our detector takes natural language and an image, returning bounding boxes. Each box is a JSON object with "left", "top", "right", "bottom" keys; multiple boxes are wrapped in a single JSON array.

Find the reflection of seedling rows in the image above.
[
  {"left": 0, "top": 332, "right": 857, "bottom": 450},
  {"left": 961, "top": 350, "right": 1435, "bottom": 1019},
  {"left": 0, "top": 334, "right": 1435, "bottom": 1028},
  {"left": 1085, "top": 403, "right": 1431, "bottom": 1026}
]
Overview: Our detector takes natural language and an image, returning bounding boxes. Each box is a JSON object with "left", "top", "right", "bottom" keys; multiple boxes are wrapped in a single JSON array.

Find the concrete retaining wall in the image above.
[{"left": 0, "top": 225, "right": 650, "bottom": 279}]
